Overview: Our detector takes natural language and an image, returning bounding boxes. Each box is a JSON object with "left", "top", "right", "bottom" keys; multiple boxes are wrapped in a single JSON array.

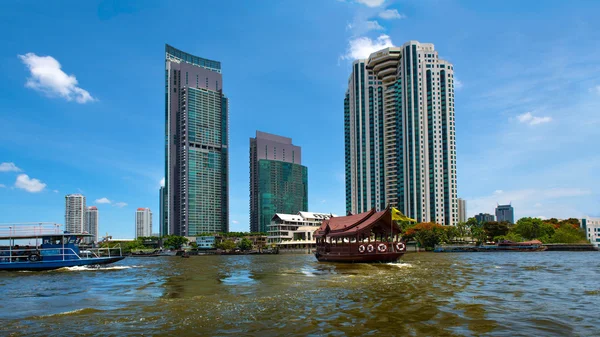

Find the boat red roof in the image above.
[{"left": 315, "top": 207, "right": 400, "bottom": 238}]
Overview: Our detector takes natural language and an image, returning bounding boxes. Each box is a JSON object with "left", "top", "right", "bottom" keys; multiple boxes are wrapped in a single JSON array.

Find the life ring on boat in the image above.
[
  {"left": 377, "top": 243, "right": 387, "bottom": 252},
  {"left": 358, "top": 245, "right": 366, "bottom": 253},
  {"left": 396, "top": 242, "right": 406, "bottom": 251},
  {"left": 367, "top": 244, "right": 374, "bottom": 253},
  {"left": 28, "top": 253, "right": 41, "bottom": 262}
]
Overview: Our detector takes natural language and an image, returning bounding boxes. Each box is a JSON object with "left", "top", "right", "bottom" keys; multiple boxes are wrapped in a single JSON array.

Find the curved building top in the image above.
[{"left": 165, "top": 44, "right": 221, "bottom": 73}]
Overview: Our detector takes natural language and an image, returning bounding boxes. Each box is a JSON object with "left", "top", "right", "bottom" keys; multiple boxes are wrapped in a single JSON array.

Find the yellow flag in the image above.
[{"left": 391, "top": 207, "right": 416, "bottom": 222}]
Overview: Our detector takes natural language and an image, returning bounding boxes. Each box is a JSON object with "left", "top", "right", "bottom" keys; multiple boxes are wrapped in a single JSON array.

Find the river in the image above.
[{"left": 0, "top": 252, "right": 598, "bottom": 336}]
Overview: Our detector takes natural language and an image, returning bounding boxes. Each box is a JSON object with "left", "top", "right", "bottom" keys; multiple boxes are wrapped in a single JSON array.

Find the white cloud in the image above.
[
  {"left": 53, "top": 190, "right": 59, "bottom": 193},
  {"left": 589, "top": 85, "right": 600, "bottom": 94},
  {"left": 379, "top": 9, "right": 406, "bottom": 20},
  {"left": 160, "top": 177, "right": 165, "bottom": 187},
  {"left": 516, "top": 112, "right": 552, "bottom": 125},
  {"left": 114, "top": 202, "right": 127, "bottom": 208},
  {"left": 342, "top": 34, "right": 394, "bottom": 60},
  {"left": 18, "top": 53, "right": 95, "bottom": 103},
  {"left": 346, "top": 20, "right": 385, "bottom": 34},
  {"left": 0, "top": 162, "right": 22, "bottom": 172},
  {"left": 96, "top": 197, "right": 111, "bottom": 204},
  {"left": 0, "top": 184, "right": 6, "bottom": 188},
  {"left": 454, "top": 79, "right": 463, "bottom": 90},
  {"left": 232, "top": 220, "right": 239, "bottom": 225},
  {"left": 14, "top": 174, "right": 46, "bottom": 193},
  {"left": 365, "top": 20, "right": 384, "bottom": 31},
  {"left": 356, "top": 0, "right": 385, "bottom": 7}
]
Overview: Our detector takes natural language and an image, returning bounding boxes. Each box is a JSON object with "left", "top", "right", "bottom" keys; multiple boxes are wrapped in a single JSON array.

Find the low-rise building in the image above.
[
  {"left": 268, "top": 212, "right": 336, "bottom": 252},
  {"left": 196, "top": 236, "right": 216, "bottom": 249},
  {"left": 474, "top": 213, "right": 495, "bottom": 224},
  {"left": 580, "top": 217, "right": 600, "bottom": 248}
]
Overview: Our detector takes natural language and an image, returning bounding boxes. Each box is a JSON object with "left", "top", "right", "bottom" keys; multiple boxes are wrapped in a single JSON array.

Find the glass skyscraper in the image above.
[
  {"left": 345, "top": 41, "right": 458, "bottom": 225},
  {"left": 249, "top": 131, "right": 308, "bottom": 233},
  {"left": 165, "top": 44, "right": 229, "bottom": 236}
]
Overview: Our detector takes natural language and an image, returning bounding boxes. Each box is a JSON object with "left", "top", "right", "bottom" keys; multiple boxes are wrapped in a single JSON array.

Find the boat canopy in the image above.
[
  {"left": 0, "top": 223, "right": 92, "bottom": 239},
  {"left": 314, "top": 207, "right": 402, "bottom": 239}
]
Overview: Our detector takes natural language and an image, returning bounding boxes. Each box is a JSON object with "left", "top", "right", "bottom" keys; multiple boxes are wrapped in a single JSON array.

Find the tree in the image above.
[
  {"left": 513, "top": 217, "right": 555, "bottom": 241},
  {"left": 483, "top": 221, "right": 509, "bottom": 240},
  {"left": 238, "top": 238, "right": 253, "bottom": 251},
  {"left": 189, "top": 242, "right": 198, "bottom": 249},
  {"left": 404, "top": 222, "right": 447, "bottom": 250},
  {"left": 163, "top": 235, "right": 189, "bottom": 249},
  {"left": 455, "top": 222, "right": 469, "bottom": 242},
  {"left": 217, "top": 239, "right": 236, "bottom": 251}
]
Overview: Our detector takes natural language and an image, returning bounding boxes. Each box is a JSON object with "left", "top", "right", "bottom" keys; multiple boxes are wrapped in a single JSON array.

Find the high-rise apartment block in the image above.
[
  {"left": 250, "top": 131, "right": 308, "bottom": 233},
  {"left": 85, "top": 206, "right": 99, "bottom": 243},
  {"left": 458, "top": 198, "right": 467, "bottom": 223},
  {"left": 496, "top": 204, "right": 514, "bottom": 224},
  {"left": 159, "top": 186, "right": 167, "bottom": 237},
  {"left": 65, "top": 194, "right": 86, "bottom": 233},
  {"left": 135, "top": 208, "right": 153, "bottom": 238},
  {"left": 165, "top": 44, "right": 229, "bottom": 236},
  {"left": 344, "top": 41, "right": 458, "bottom": 225},
  {"left": 475, "top": 213, "right": 495, "bottom": 224}
]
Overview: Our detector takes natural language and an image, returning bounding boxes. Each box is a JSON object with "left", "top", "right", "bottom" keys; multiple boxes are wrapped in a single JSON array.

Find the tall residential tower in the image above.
[
  {"left": 65, "top": 194, "right": 86, "bottom": 233},
  {"left": 250, "top": 131, "right": 308, "bottom": 233},
  {"left": 85, "top": 206, "right": 99, "bottom": 243},
  {"left": 135, "top": 208, "right": 153, "bottom": 238},
  {"left": 165, "top": 44, "right": 229, "bottom": 236},
  {"left": 344, "top": 41, "right": 458, "bottom": 225}
]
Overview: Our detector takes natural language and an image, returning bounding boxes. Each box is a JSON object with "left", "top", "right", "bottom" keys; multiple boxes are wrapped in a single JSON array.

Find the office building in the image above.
[
  {"left": 165, "top": 44, "right": 229, "bottom": 236},
  {"left": 458, "top": 198, "right": 467, "bottom": 223},
  {"left": 580, "top": 217, "right": 600, "bottom": 248},
  {"left": 475, "top": 213, "right": 495, "bottom": 224},
  {"left": 344, "top": 41, "right": 458, "bottom": 225},
  {"left": 85, "top": 206, "right": 99, "bottom": 243},
  {"left": 159, "top": 186, "right": 167, "bottom": 237},
  {"left": 65, "top": 194, "right": 86, "bottom": 233},
  {"left": 135, "top": 208, "right": 153, "bottom": 239},
  {"left": 250, "top": 131, "right": 308, "bottom": 233},
  {"left": 496, "top": 204, "right": 515, "bottom": 224}
]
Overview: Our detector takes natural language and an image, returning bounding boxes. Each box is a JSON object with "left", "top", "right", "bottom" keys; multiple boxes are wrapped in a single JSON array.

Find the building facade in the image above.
[
  {"left": 135, "top": 208, "right": 153, "bottom": 239},
  {"left": 159, "top": 186, "right": 167, "bottom": 237},
  {"left": 65, "top": 194, "right": 86, "bottom": 233},
  {"left": 344, "top": 41, "right": 458, "bottom": 225},
  {"left": 474, "top": 213, "right": 495, "bottom": 224},
  {"left": 580, "top": 217, "right": 600, "bottom": 248},
  {"left": 268, "top": 212, "right": 336, "bottom": 244},
  {"left": 85, "top": 206, "right": 99, "bottom": 243},
  {"left": 495, "top": 204, "right": 514, "bottom": 224},
  {"left": 250, "top": 131, "right": 308, "bottom": 233},
  {"left": 165, "top": 44, "right": 229, "bottom": 236},
  {"left": 458, "top": 198, "right": 467, "bottom": 223}
]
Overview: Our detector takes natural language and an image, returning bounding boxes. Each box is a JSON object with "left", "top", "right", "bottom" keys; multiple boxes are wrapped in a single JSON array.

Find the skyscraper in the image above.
[
  {"left": 159, "top": 186, "right": 167, "bottom": 237},
  {"left": 250, "top": 131, "right": 308, "bottom": 233},
  {"left": 85, "top": 206, "right": 99, "bottom": 243},
  {"left": 65, "top": 194, "right": 86, "bottom": 233},
  {"left": 135, "top": 208, "right": 152, "bottom": 238},
  {"left": 496, "top": 204, "right": 514, "bottom": 224},
  {"left": 458, "top": 198, "right": 467, "bottom": 223},
  {"left": 165, "top": 44, "right": 229, "bottom": 236},
  {"left": 344, "top": 41, "right": 458, "bottom": 225}
]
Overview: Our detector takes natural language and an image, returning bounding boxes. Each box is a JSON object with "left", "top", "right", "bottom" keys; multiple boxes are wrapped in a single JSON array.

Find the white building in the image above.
[
  {"left": 268, "top": 212, "right": 336, "bottom": 249},
  {"left": 581, "top": 217, "right": 600, "bottom": 248},
  {"left": 458, "top": 198, "right": 467, "bottom": 223},
  {"left": 65, "top": 194, "right": 86, "bottom": 233},
  {"left": 345, "top": 41, "right": 458, "bottom": 225},
  {"left": 135, "top": 208, "right": 153, "bottom": 239},
  {"left": 85, "top": 206, "right": 99, "bottom": 243}
]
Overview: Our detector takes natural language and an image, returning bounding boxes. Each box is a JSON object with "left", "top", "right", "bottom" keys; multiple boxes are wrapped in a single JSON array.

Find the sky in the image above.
[{"left": 0, "top": 0, "right": 599, "bottom": 238}]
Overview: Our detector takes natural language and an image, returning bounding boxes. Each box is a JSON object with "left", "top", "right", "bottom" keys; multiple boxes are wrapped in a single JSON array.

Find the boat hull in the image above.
[
  {"left": 315, "top": 252, "right": 404, "bottom": 263},
  {"left": 0, "top": 256, "right": 125, "bottom": 271}
]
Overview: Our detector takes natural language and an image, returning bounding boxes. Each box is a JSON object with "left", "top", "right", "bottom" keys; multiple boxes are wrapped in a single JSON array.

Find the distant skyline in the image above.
[{"left": 0, "top": 0, "right": 599, "bottom": 238}]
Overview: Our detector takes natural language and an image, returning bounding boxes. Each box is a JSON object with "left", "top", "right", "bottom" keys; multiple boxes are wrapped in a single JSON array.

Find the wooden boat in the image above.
[
  {"left": 0, "top": 223, "right": 125, "bottom": 271},
  {"left": 314, "top": 206, "right": 407, "bottom": 263}
]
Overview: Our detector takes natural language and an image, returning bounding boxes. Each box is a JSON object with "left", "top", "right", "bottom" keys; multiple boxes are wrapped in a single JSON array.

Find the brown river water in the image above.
[{"left": 0, "top": 252, "right": 599, "bottom": 336}]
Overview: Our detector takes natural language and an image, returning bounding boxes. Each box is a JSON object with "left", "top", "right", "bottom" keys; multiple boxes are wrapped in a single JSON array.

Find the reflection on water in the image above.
[{"left": 0, "top": 252, "right": 599, "bottom": 336}]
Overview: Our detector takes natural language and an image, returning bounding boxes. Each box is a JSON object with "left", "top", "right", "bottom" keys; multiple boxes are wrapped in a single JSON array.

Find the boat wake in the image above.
[
  {"left": 58, "top": 265, "right": 137, "bottom": 272},
  {"left": 37, "top": 307, "right": 104, "bottom": 318},
  {"left": 386, "top": 262, "right": 413, "bottom": 268}
]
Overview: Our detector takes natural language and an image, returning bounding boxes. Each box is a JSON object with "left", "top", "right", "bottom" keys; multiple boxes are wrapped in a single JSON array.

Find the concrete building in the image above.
[
  {"left": 65, "top": 194, "right": 86, "bottom": 233},
  {"left": 159, "top": 186, "right": 167, "bottom": 237},
  {"left": 250, "top": 131, "right": 308, "bottom": 233},
  {"left": 165, "top": 44, "right": 229, "bottom": 236},
  {"left": 268, "top": 212, "right": 336, "bottom": 251},
  {"left": 458, "top": 198, "right": 467, "bottom": 223},
  {"left": 475, "top": 213, "right": 495, "bottom": 224},
  {"left": 85, "top": 206, "right": 99, "bottom": 243},
  {"left": 580, "top": 217, "right": 600, "bottom": 248},
  {"left": 135, "top": 208, "right": 153, "bottom": 239},
  {"left": 496, "top": 204, "right": 515, "bottom": 224},
  {"left": 344, "top": 41, "right": 458, "bottom": 225}
]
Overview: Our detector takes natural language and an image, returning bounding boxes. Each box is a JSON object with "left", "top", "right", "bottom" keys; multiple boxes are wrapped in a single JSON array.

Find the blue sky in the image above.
[{"left": 0, "top": 0, "right": 599, "bottom": 238}]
